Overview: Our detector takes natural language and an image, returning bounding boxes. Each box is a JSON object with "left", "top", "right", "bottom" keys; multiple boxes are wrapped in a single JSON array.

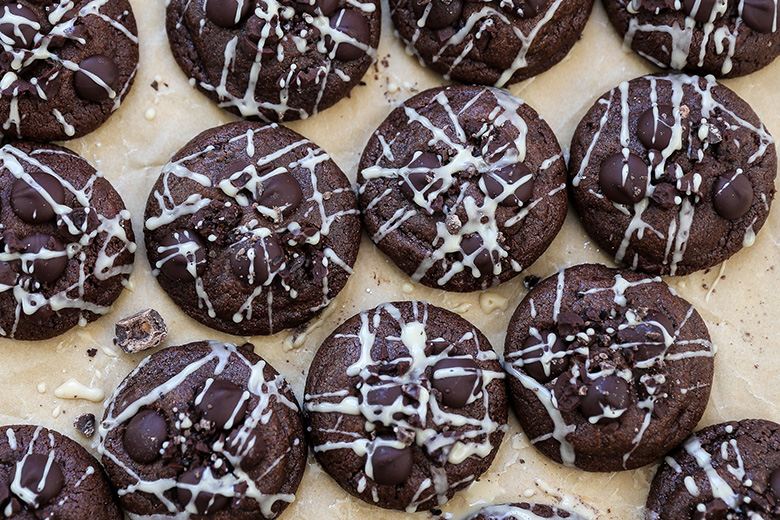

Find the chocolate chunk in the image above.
[
  {"left": 692, "top": 498, "right": 729, "bottom": 520},
  {"left": 124, "top": 410, "right": 168, "bottom": 463},
  {"left": 637, "top": 105, "right": 676, "bottom": 150},
  {"left": 74, "top": 413, "right": 96, "bottom": 438},
  {"left": 114, "top": 309, "right": 169, "bottom": 354},
  {"left": 158, "top": 229, "right": 207, "bottom": 282},
  {"left": 517, "top": 0, "right": 548, "bottom": 17},
  {"left": 0, "top": 261, "right": 18, "bottom": 287},
  {"left": 256, "top": 172, "right": 303, "bottom": 217},
  {"left": 370, "top": 443, "right": 413, "bottom": 485},
  {"left": 459, "top": 234, "right": 495, "bottom": 278},
  {"left": 579, "top": 375, "right": 630, "bottom": 424},
  {"left": 196, "top": 379, "right": 249, "bottom": 429},
  {"left": 556, "top": 311, "right": 584, "bottom": 337},
  {"left": 401, "top": 152, "right": 444, "bottom": 204},
  {"left": 521, "top": 331, "right": 569, "bottom": 383},
  {"left": 410, "top": 0, "right": 463, "bottom": 29},
  {"left": 227, "top": 429, "right": 266, "bottom": 471},
  {"left": 0, "top": 4, "right": 39, "bottom": 49},
  {"left": 177, "top": 468, "right": 230, "bottom": 514},
  {"left": 10, "top": 172, "right": 65, "bottom": 224},
  {"left": 192, "top": 199, "right": 241, "bottom": 245},
  {"left": 523, "top": 274, "right": 541, "bottom": 289},
  {"left": 57, "top": 207, "right": 100, "bottom": 243},
  {"left": 432, "top": 357, "right": 480, "bottom": 408},
  {"left": 229, "top": 234, "right": 285, "bottom": 285},
  {"left": 326, "top": 10, "right": 370, "bottom": 61},
  {"left": 713, "top": 171, "right": 753, "bottom": 220},
  {"left": 741, "top": 0, "right": 780, "bottom": 33},
  {"left": 295, "top": 0, "right": 338, "bottom": 16},
  {"left": 617, "top": 310, "right": 674, "bottom": 362},
  {"left": 22, "top": 234, "right": 67, "bottom": 284},
  {"left": 481, "top": 163, "right": 534, "bottom": 207},
  {"left": 73, "top": 55, "right": 120, "bottom": 102},
  {"left": 366, "top": 384, "right": 404, "bottom": 406},
  {"left": 650, "top": 182, "right": 679, "bottom": 209},
  {"left": 0, "top": 479, "right": 8, "bottom": 508},
  {"left": 682, "top": 0, "right": 722, "bottom": 23},
  {"left": 205, "top": 0, "right": 252, "bottom": 27},
  {"left": 769, "top": 468, "right": 780, "bottom": 499},
  {"left": 12, "top": 454, "right": 65, "bottom": 507},
  {"left": 599, "top": 152, "right": 648, "bottom": 205},
  {"left": 676, "top": 171, "right": 703, "bottom": 197}
]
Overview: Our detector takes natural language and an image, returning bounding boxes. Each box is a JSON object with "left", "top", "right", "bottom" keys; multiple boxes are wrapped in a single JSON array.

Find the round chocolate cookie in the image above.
[
  {"left": 99, "top": 341, "right": 306, "bottom": 520},
  {"left": 0, "top": 141, "right": 136, "bottom": 341},
  {"left": 569, "top": 74, "right": 776, "bottom": 276},
  {"left": 603, "top": 0, "right": 780, "bottom": 78},
  {"left": 646, "top": 419, "right": 780, "bottom": 519},
  {"left": 465, "top": 502, "right": 585, "bottom": 519},
  {"left": 144, "top": 121, "right": 360, "bottom": 336},
  {"left": 503, "top": 263, "right": 714, "bottom": 472},
  {"left": 0, "top": 424, "right": 122, "bottom": 520},
  {"left": 357, "top": 85, "right": 567, "bottom": 292},
  {"left": 390, "top": 0, "right": 594, "bottom": 86},
  {"left": 166, "top": 0, "right": 380, "bottom": 122},
  {"left": 304, "top": 301, "right": 507, "bottom": 512},
  {"left": 0, "top": 0, "right": 139, "bottom": 141}
]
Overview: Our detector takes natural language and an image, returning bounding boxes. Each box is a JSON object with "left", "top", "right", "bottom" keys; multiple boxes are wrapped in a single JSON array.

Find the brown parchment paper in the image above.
[{"left": 0, "top": 1, "right": 778, "bottom": 519}]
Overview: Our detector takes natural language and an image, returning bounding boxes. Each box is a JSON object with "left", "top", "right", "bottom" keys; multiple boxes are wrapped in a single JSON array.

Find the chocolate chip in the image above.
[
  {"left": 295, "top": 0, "right": 338, "bottom": 16},
  {"left": 227, "top": 429, "right": 266, "bottom": 470},
  {"left": 0, "top": 4, "right": 39, "bottom": 49},
  {"left": 432, "top": 357, "right": 480, "bottom": 408},
  {"left": 599, "top": 152, "right": 648, "bottom": 205},
  {"left": 326, "top": 9, "right": 370, "bottom": 61},
  {"left": 578, "top": 375, "right": 630, "bottom": 424},
  {"left": 617, "top": 310, "right": 673, "bottom": 362},
  {"left": 74, "top": 413, "right": 96, "bottom": 438},
  {"left": 73, "top": 55, "right": 119, "bottom": 102},
  {"left": 410, "top": 0, "right": 463, "bottom": 29},
  {"left": 12, "top": 454, "right": 65, "bottom": 507},
  {"left": 459, "top": 234, "right": 495, "bottom": 277},
  {"left": 205, "top": 0, "right": 252, "bottom": 27},
  {"left": 521, "top": 331, "right": 569, "bottom": 383},
  {"left": 0, "top": 261, "right": 17, "bottom": 286},
  {"left": 158, "top": 230, "right": 206, "bottom": 282},
  {"left": 480, "top": 163, "right": 534, "bottom": 207},
  {"left": 22, "top": 234, "right": 67, "bottom": 284},
  {"left": 741, "top": 0, "right": 780, "bottom": 33},
  {"left": 229, "top": 234, "right": 284, "bottom": 285},
  {"left": 682, "top": 0, "right": 723, "bottom": 23},
  {"left": 637, "top": 105, "right": 676, "bottom": 150},
  {"left": 713, "top": 171, "right": 753, "bottom": 220},
  {"left": 177, "top": 468, "right": 231, "bottom": 514},
  {"left": 692, "top": 498, "right": 729, "bottom": 520},
  {"left": 124, "top": 409, "right": 168, "bottom": 463},
  {"left": 114, "top": 309, "right": 169, "bottom": 354},
  {"left": 11, "top": 172, "right": 65, "bottom": 224},
  {"left": 256, "top": 172, "right": 303, "bottom": 217},
  {"left": 196, "top": 379, "right": 249, "bottom": 429},
  {"left": 370, "top": 443, "right": 413, "bottom": 485}
]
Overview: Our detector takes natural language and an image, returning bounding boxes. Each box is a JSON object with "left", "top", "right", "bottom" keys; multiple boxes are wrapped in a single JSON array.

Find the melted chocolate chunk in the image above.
[
  {"left": 227, "top": 429, "right": 266, "bottom": 471},
  {"left": 741, "top": 0, "right": 780, "bottom": 33},
  {"left": 158, "top": 230, "right": 207, "bottom": 282},
  {"left": 459, "top": 234, "right": 495, "bottom": 277},
  {"left": 521, "top": 331, "right": 569, "bottom": 383},
  {"left": 713, "top": 171, "right": 753, "bottom": 220},
  {"left": 295, "top": 0, "right": 338, "bottom": 16},
  {"left": 617, "top": 310, "right": 674, "bottom": 362},
  {"left": 578, "top": 375, "right": 630, "bottom": 424},
  {"left": 326, "top": 10, "right": 370, "bottom": 61},
  {"left": 431, "top": 357, "right": 480, "bottom": 408},
  {"left": 205, "top": 0, "right": 252, "bottom": 27},
  {"left": 229, "top": 234, "right": 284, "bottom": 285},
  {"left": 0, "top": 4, "right": 39, "bottom": 49},
  {"left": 12, "top": 453, "right": 65, "bottom": 507},
  {"left": 599, "top": 152, "right": 648, "bottom": 205},
  {"left": 481, "top": 162, "right": 534, "bottom": 207},
  {"left": 10, "top": 172, "right": 65, "bottom": 224},
  {"left": 22, "top": 234, "right": 67, "bottom": 284},
  {"left": 410, "top": 0, "right": 463, "bottom": 29},
  {"left": 637, "top": 105, "right": 676, "bottom": 150},
  {"left": 177, "top": 468, "right": 231, "bottom": 514},
  {"left": 692, "top": 498, "right": 729, "bottom": 520},
  {"left": 682, "top": 0, "right": 723, "bottom": 23},
  {"left": 256, "top": 172, "right": 303, "bottom": 216},
  {"left": 197, "top": 379, "right": 249, "bottom": 429},
  {"left": 124, "top": 409, "right": 168, "bottom": 463},
  {"left": 370, "top": 443, "right": 413, "bottom": 485},
  {"left": 73, "top": 55, "right": 120, "bottom": 102}
]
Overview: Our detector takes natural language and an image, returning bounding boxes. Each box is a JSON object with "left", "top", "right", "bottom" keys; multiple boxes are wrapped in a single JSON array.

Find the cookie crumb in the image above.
[
  {"left": 115, "top": 309, "right": 168, "bottom": 354},
  {"left": 74, "top": 413, "right": 96, "bottom": 438},
  {"left": 524, "top": 274, "right": 541, "bottom": 289},
  {"left": 87, "top": 348, "right": 97, "bottom": 358}
]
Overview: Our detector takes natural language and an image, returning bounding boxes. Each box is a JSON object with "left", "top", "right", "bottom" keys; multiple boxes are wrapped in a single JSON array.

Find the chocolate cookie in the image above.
[
  {"left": 99, "top": 341, "right": 306, "bottom": 520},
  {"left": 166, "top": 0, "right": 380, "bottom": 122},
  {"left": 0, "top": 424, "right": 122, "bottom": 519},
  {"left": 0, "top": 0, "right": 139, "bottom": 141},
  {"left": 144, "top": 121, "right": 360, "bottom": 336},
  {"left": 465, "top": 502, "right": 585, "bottom": 519},
  {"left": 569, "top": 74, "right": 776, "bottom": 276},
  {"left": 603, "top": 0, "right": 780, "bottom": 78},
  {"left": 390, "top": 0, "right": 594, "bottom": 86},
  {"left": 646, "top": 419, "right": 780, "bottom": 519},
  {"left": 357, "top": 86, "right": 567, "bottom": 292},
  {"left": 0, "top": 141, "right": 136, "bottom": 341},
  {"left": 304, "top": 301, "right": 507, "bottom": 512},
  {"left": 503, "top": 263, "right": 714, "bottom": 472}
]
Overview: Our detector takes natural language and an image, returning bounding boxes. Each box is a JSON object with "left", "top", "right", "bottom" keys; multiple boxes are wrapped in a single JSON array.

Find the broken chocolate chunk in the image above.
[{"left": 114, "top": 309, "right": 169, "bottom": 354}]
